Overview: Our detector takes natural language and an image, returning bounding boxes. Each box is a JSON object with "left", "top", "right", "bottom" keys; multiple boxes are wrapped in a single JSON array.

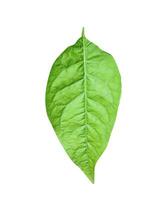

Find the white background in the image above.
[{"left": 0, "top": 0, "right": 167, "bottom": 199}]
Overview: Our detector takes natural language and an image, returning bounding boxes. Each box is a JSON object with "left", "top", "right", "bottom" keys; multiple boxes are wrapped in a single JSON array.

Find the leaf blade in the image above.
[{"left": 46, "top": 31, "right": 121, "bottom": 183}]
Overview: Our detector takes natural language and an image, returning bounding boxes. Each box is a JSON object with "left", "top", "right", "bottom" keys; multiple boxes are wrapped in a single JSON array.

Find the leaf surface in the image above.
[{"left": 46, "top": 29, "right": 121, "bottom": 183}]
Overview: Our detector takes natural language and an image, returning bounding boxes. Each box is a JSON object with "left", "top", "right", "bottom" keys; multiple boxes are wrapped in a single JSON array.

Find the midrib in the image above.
[{"left": 82, "top": 35, "right": 89, "bottom": 167}]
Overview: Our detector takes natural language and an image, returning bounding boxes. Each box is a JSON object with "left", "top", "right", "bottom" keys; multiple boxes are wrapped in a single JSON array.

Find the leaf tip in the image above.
[
  {"left": 84, "top": 168, "right": 95, "bottom": 184},
  {"left": 88, "top": 173, "right": 95, "bottom": 184}
]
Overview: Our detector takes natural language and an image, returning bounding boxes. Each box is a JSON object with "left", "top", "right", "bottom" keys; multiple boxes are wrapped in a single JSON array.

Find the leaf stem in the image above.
[{"left": 82, "top": 27, "right": 85, "bottom": 37}]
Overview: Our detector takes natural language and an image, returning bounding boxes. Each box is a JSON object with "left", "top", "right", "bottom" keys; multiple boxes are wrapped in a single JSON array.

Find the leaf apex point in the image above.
[{"left": 87, "top": 172, "right": 95, "bottom": 184}]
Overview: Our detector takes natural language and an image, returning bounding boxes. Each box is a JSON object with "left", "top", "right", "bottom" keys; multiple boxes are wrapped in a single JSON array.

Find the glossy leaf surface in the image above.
[{"left": 45, "top": 29, "right": 121, "bottom": 183}]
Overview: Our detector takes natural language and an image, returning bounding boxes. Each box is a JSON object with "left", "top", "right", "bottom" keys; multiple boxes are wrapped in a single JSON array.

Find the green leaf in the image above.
[{"left": 45, "top": 28, "right": 121, "bottom": 183}]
